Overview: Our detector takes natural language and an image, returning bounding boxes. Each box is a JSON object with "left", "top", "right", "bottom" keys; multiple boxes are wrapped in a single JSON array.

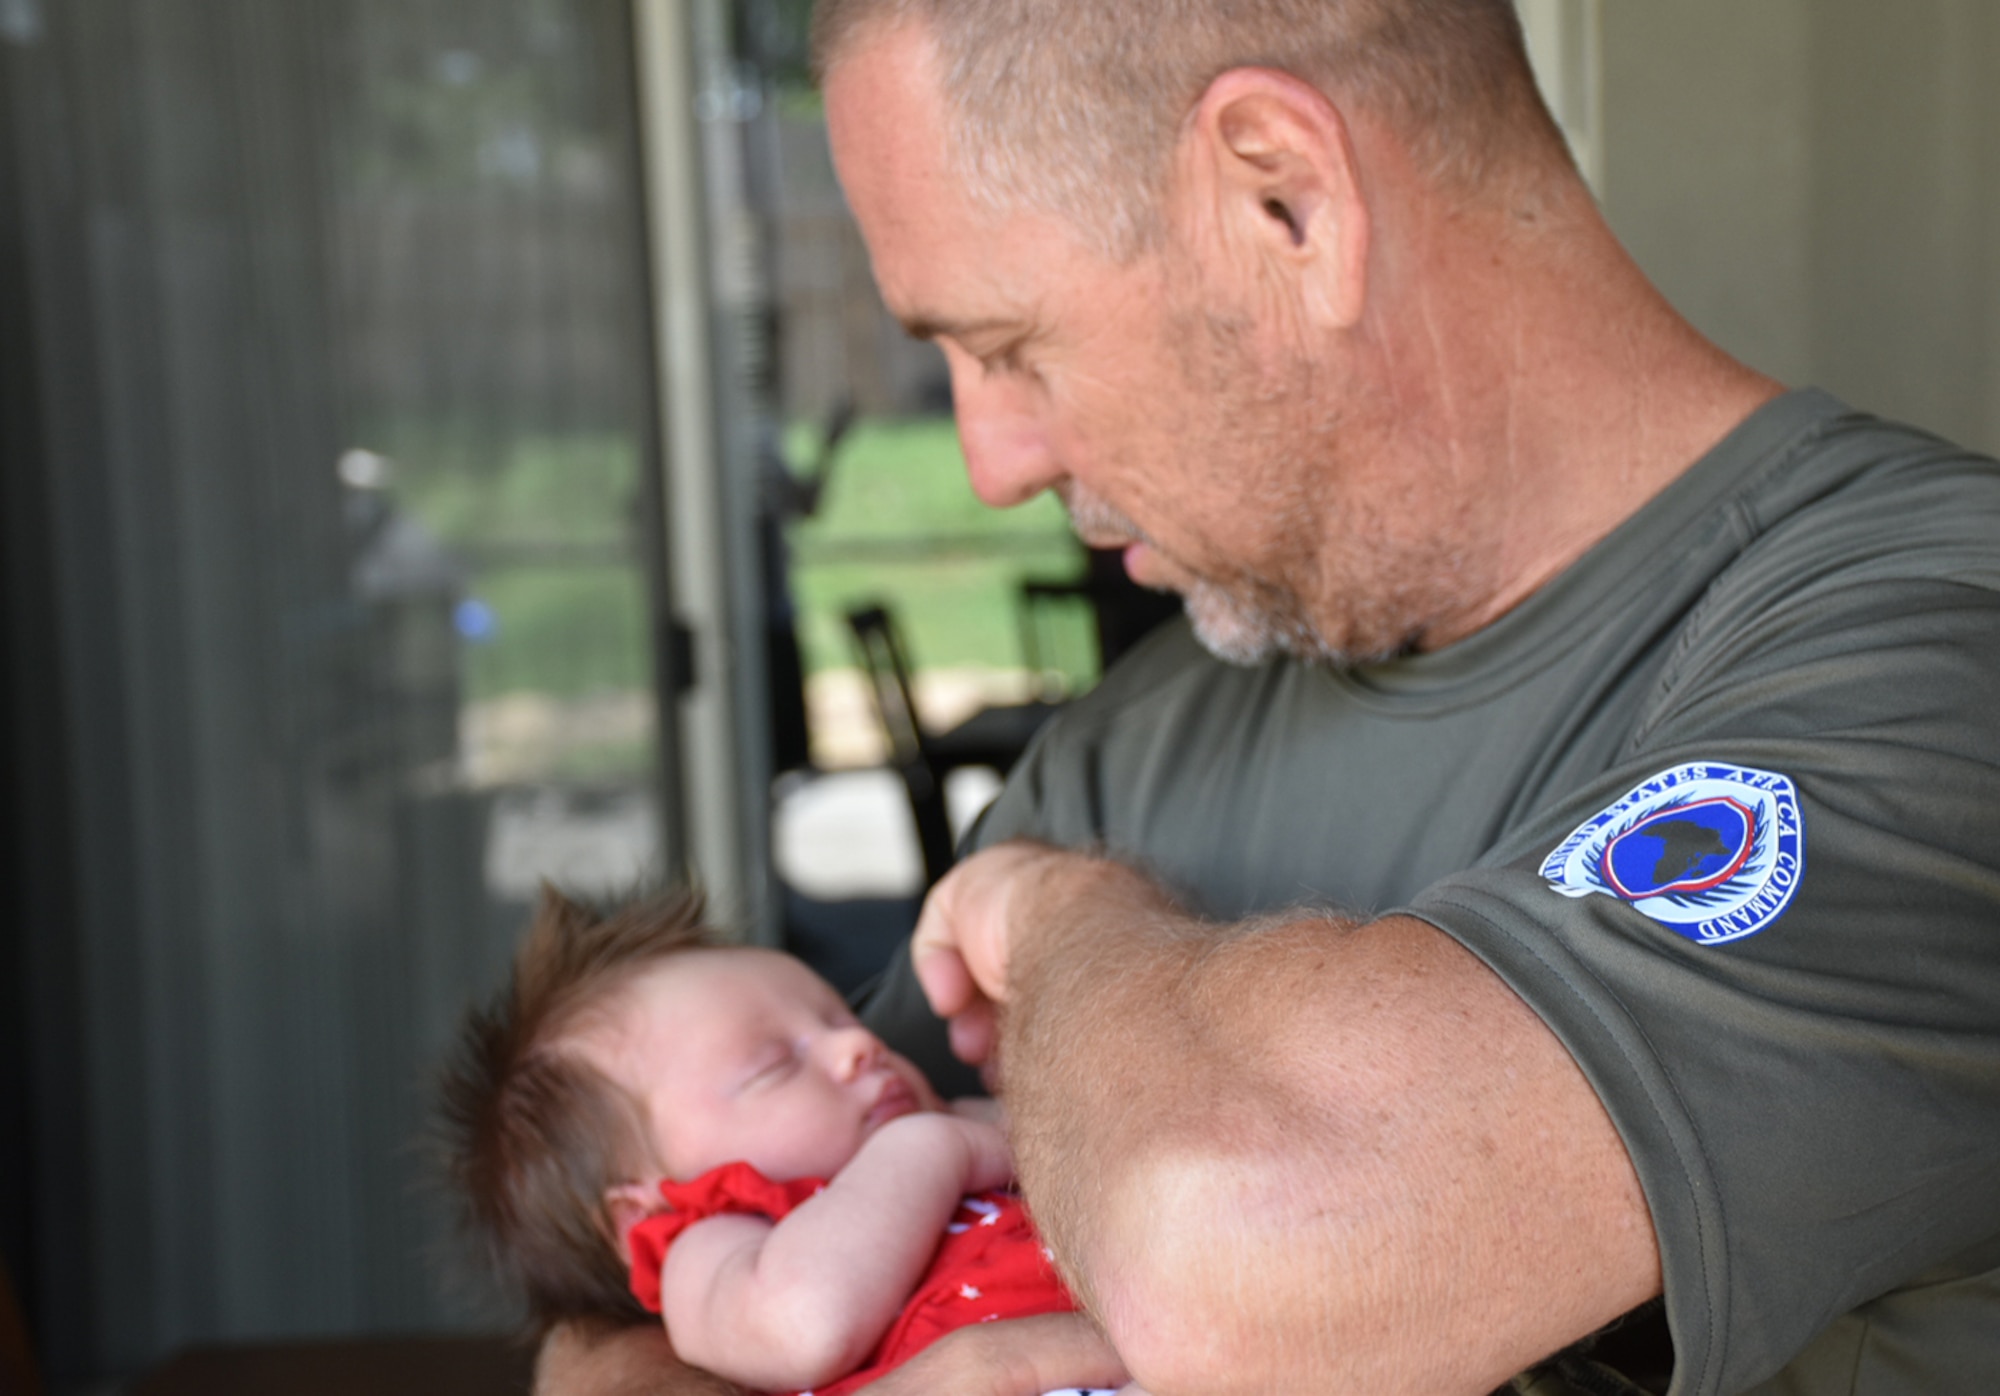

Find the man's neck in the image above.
[{"left": 1336, "top": 163, "right": 1783, "bottom": 651}]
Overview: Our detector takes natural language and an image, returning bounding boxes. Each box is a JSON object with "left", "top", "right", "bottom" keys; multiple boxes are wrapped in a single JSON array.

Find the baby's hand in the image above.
[
  {"left": 664, "top": 1111, "right": 1021, "bottom": 1389},
  {"left": 862, "top": 1109, "right": 1013, "bottom": 1197},
  {"left": 947, "top": 1112, "right": 1013, "bottom": 1194},
  {"left": 949, "top": 1096, "right": 1008, "bottom": 1131}
]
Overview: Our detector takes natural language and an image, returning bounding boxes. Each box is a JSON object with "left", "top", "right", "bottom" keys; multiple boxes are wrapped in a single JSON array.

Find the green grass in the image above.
[
  {"left": 376, "top": 427, "right": 652, "bottom": 703},
  {"left": 785, "top": 417, "right": 1088, "bottom": 676},
  {"left": 462, "top": 564, "right": 653, "bottom": 699},
  {"left": 382, "top": 426, "right": 643, "bottom": 549},
  {"left": 786, "top": 416, "right": 1069, "bottom": 540},
  {"left": 375, "top": 416, "right": 1088, "bottom": 707}
]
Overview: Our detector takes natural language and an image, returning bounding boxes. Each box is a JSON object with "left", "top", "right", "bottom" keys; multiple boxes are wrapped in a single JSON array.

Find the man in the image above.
[{"left": 543, "top": 2, "right": 2000, "bottom": 1392}]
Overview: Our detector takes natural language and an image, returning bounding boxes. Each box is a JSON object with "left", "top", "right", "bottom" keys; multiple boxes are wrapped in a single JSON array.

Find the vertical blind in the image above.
[{"left": 3, "top": 0, "right": 667, "bottom": 1376}]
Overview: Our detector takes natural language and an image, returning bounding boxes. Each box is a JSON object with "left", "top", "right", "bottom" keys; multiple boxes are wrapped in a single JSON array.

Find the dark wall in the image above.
[
  {"left": 0, "top": 14, "right": 36, "bottom": 1304},
  {"left": 0, "top": 12, "right": 94, "bottom": 1376},
  {"left": 0, "top": 1, "right": 668, "bottom": 1382}
]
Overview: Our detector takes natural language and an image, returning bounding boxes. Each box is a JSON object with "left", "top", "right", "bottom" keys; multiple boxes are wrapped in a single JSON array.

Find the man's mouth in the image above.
[
  {"left": 1058, "top": 485, "right": 1145, "bottom": 553},
  {"left": 1071, "top": 522, "right": 1138, "bottom": 550},
  {"left": 1058, "top": 489, "right": 1183, "bottom": 592}
]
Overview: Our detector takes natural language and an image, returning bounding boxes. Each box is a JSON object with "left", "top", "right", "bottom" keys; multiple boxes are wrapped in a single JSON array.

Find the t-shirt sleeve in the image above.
[
  {"left": 1402, "top": 570, "right": 2000, "bottom": 1395},
  {"left": 625, "top": 1163, "right": 826, "bottom": 1314}
]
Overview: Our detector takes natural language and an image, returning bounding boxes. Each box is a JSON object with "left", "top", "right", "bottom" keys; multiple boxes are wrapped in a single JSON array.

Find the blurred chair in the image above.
[
  {"left": 845, "top": 604, "right": 1062, "bottom": 888},
  {"left": 846, "top": 604, "right": 957, "bottom": 887}
]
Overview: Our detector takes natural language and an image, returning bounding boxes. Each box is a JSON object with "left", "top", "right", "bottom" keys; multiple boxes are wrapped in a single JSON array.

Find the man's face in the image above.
[{"left": 824, "top": 24, "right": 1355, "bottom": 665}]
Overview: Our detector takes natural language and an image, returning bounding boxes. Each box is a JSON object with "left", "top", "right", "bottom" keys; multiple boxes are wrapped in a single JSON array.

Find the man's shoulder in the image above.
[
  {"left": 1746, "top": 399, "right": 2000, "bottom": 575},
  {"left": 1695, "top": 401, "right": 2000, "bottom": 638}
]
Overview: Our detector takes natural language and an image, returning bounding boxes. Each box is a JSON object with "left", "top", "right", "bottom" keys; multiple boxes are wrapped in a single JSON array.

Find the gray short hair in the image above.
[{"left": 812, "top": 0, "right": 1567, "bottom": 257}]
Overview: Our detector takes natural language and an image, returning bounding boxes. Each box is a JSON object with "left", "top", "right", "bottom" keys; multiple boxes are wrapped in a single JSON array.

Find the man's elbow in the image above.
[
  {"left": 1074, "top": 1150, "right": 1311, "bottom": 1396},
  {"left": 1075, "top": 1140, "right": 1599, "bottom": 1396},
  {"left": 1088, "top": 1243, "right": 1283, "bottom": 1395},
  {"left": 1075, "top": 1146, "right": 1475, "bottom": 1396}
]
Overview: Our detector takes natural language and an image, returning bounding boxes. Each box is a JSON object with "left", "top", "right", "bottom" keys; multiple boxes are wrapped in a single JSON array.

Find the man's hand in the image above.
[
  {"left": 911, "top": 842, "right": 1146, "bottom": 1068},
  {"left": 535, "top": 1319, "right": 741, "bottom": 1396},
  {"left": 850, "top": 1313, "right": 1129, "bottom": 1396},
  {"left": 910, "top": 841, "right": 1056, "bottom": 1066},
  {"left": 536, "top": 1312, "right": 1128, "bottom": 1396}
]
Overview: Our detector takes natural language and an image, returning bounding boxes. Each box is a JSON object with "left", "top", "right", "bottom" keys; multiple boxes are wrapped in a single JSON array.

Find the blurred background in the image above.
[{"left": 0, "top": 0, "right": 1994, "bottom": 1390}]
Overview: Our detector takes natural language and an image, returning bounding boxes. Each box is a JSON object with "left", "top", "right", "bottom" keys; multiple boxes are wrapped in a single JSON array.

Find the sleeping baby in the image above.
[{"left": 439, "top": 886, "right": 1128, "bottom": 1396}]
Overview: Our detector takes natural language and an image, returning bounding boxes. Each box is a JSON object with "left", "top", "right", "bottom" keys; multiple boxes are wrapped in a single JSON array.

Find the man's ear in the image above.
[
  {"left": 604, "top": 1181, "right": 668, "bottom": 1264},
  {"left": 1173, "top": 68, "right": 1370, "bottom": 332}
]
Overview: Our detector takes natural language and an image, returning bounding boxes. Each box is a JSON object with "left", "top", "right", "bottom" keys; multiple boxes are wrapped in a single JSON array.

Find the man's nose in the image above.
[
  {"left": 943, "top": 347, "right": 1063, "bottom": 508},
  {"left": 823, "top": 1025, "right": 883, "bottom": 1082}
]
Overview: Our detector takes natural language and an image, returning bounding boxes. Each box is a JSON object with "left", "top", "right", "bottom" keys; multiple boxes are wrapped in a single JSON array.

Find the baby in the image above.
[{"left": 439, "top": 886, "right": 1123, "bottom": 1396}]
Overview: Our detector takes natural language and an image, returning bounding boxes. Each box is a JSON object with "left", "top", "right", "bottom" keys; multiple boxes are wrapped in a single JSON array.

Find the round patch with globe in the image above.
[{"left": 1540, "top": 762, "right": 1805, "bottom": 944}]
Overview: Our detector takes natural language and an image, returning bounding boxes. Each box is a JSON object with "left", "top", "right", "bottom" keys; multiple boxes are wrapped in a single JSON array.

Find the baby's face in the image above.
[{"left": 581, "top": 948, "right": 943, "bottom": 1183}]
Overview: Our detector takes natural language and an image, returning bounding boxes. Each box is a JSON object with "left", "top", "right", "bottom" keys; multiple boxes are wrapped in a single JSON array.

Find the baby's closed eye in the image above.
[{"left": 739, "top": 1049, "right": 800, "bottom": 1092}]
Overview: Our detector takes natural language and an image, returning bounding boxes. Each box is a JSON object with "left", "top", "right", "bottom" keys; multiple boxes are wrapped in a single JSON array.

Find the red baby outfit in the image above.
[{"left": 626, "top": 1160, "right": 1081, "bottom": 1396}]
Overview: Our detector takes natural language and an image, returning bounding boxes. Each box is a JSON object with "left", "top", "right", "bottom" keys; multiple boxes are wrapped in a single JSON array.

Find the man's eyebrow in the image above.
[{"left": 898, "top": 314, "right": 1019, "bottom": 343}]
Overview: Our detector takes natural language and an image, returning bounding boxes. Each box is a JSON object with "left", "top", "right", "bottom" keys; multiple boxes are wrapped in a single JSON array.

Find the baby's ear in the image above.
[{"left": 603, "top": 1181, "right": 668, "bottom": 1265}]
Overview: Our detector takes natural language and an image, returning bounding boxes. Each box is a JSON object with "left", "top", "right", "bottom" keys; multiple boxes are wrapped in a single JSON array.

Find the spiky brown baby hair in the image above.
[{"left": 437, "top": 884, "right": 712, "bottom": 1328}]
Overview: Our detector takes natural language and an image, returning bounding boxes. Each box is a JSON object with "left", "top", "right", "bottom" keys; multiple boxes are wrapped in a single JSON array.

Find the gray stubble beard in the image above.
[
  {"left": 1057, "top": 295, "right": 1480, "bottom": 669},
  {"left": 1060, "top": 485, "right": 1339, "bottom": 668}
]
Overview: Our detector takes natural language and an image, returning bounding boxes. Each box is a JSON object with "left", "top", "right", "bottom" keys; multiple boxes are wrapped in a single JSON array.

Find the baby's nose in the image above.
[{"left": 825, "top": 1025, "right": 882, "bottom": 1080}]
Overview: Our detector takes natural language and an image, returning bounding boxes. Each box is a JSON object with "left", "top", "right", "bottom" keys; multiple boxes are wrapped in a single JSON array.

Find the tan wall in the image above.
[{"left": 1595, "top": 0, "right": 2000, "bottom": 456}]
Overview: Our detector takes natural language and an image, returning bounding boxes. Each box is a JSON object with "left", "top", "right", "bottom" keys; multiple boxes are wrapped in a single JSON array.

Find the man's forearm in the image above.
[
  {"left": 535, "top": 1319, "right": 743, "bottom": 1396},
  {"left": 536, "top": 1306, "right": 1126, "bottom": 1396},
  {"left": 852, "top": 1313, "right": 1129, "bottom": 1396},
  {"left": 1000, "top": 859, "right": 1316, "bottom": 1343},
  {"left": 995, "top": 855, "right": 1659, "bottom": 1396}
]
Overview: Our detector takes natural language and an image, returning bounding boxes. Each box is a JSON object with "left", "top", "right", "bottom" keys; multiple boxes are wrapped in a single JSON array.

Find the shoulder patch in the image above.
[{"left": 1540, "top": 762, "right": 1805, "bottom": 944}]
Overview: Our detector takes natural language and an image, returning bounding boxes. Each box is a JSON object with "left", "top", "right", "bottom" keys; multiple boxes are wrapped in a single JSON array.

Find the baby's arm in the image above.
[{"left": 658, "top": 1112, "right": 1012, "bottom": 1392}]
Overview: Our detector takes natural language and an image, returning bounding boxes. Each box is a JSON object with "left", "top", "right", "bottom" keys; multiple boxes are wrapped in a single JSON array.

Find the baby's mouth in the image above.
[{"left": 864, "top": 1077, "right": 918, "bottom": 1131}]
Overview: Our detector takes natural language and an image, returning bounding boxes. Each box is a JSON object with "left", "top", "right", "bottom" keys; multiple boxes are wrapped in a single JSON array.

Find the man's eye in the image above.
[{"left": 977, "top": 345, "right": 1026, "bottom": 377}]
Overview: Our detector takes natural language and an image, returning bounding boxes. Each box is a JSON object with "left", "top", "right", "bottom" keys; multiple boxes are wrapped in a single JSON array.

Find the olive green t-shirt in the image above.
[{"left": 860, "top": 389, "right": 2000, "bottom": 1395}]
